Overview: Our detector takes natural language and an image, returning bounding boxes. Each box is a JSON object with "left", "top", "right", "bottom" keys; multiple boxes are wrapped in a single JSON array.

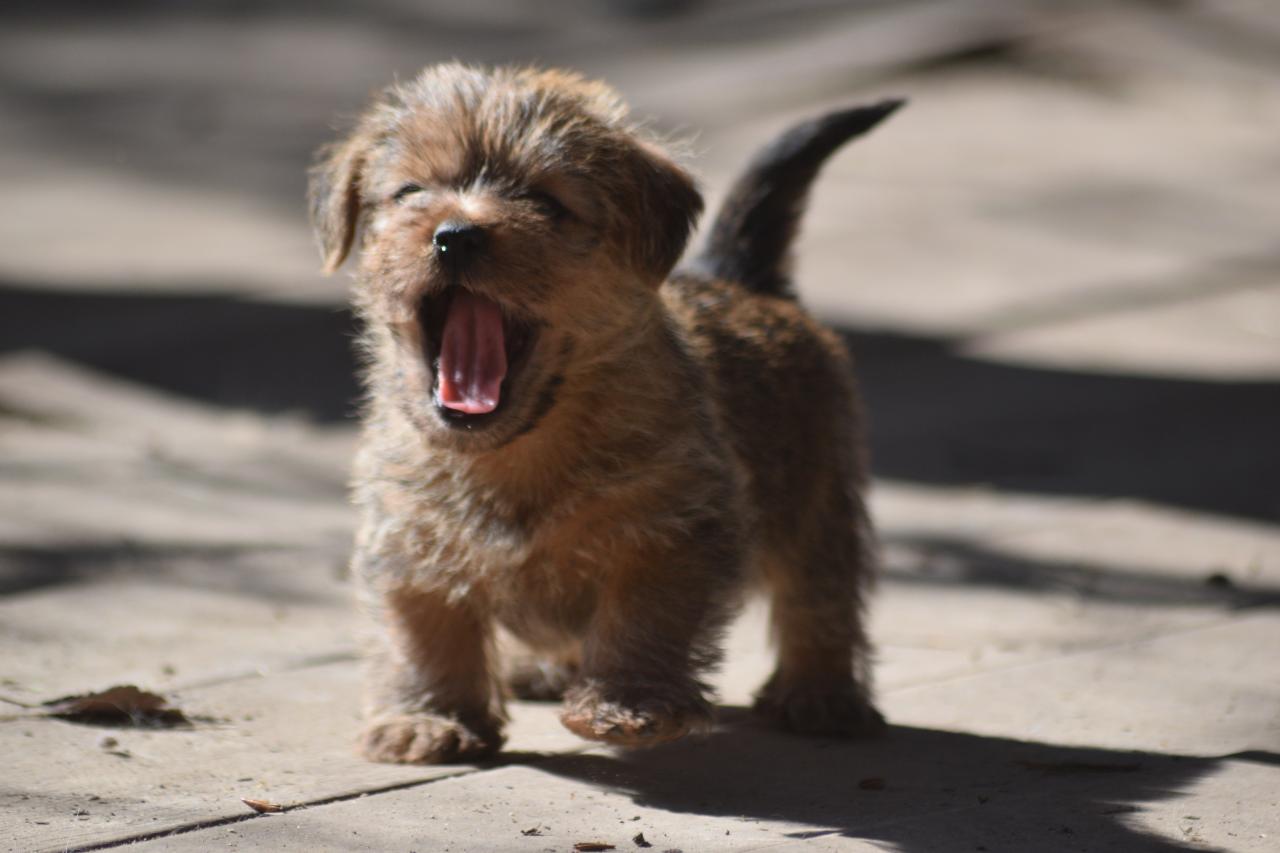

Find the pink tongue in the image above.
[{"left": 437, "top": 290, "right": 507, "bottom": 414}]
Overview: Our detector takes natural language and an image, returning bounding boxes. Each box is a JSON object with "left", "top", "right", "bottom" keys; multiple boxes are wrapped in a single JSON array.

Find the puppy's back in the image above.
[{"left": 666, "top": 102, "right": 903, "bottom": 542}]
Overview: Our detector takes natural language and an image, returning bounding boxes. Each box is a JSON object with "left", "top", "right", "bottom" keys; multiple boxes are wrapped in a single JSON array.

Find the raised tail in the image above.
[{"left": 688, "top": 99, "right": 905, "bottom": 298}]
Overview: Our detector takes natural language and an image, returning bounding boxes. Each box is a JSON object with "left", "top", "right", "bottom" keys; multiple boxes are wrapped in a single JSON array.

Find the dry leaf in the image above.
[
  {"left": 241, "top": 798, "right": 284, "bottom": 814},
  {"left": 43, "top": 685, "right": 188, "bottom": 726},
  {"left": 574, "top": 843, "right": 616, "bottom": 852}
]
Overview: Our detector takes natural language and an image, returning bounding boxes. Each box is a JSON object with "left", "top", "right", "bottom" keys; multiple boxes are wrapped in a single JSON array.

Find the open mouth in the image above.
[{"left": 420, "top": 287, "right": 538, "bottom": 429}]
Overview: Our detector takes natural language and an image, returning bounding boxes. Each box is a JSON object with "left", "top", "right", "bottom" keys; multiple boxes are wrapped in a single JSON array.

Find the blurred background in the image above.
[
  {"left": 2, "top": 0, "right": 1279, "bottom": 677},
  {"left": 3, "top": 4, "right": 1280, "bottom": 850}
]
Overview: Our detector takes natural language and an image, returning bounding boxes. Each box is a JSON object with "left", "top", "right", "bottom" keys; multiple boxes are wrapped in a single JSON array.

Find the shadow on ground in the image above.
[
  {"left": 0, "top": 281, "right": 361, "bottom": 422},
  {"left": 883, "top": 535, "right": 1280, "bottom": 610},
  {"left": 4, "top": 280, "right": 1278, "bottom": 522},
  {"left": 847, "top": 327, "right": 1280, "bottom": 523},
  {"left": 522, "top": 710, "right": 1274, "bottom": 851},
  {"left": 0, "top": 542, "right": 344, "bottom": 604}
]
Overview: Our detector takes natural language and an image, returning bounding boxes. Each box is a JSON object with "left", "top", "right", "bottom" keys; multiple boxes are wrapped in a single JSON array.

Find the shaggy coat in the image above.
[{"left": 310, "top": 63, "right": 901, "bottom": 763}]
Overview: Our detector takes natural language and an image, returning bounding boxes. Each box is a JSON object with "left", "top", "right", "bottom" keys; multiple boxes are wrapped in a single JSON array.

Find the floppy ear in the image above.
[
  {"left": 630, "top": 145, "right": 704, "bottom": 283},
  {"left": 308, "top": 132, "right": 369, "bottom": 274}
]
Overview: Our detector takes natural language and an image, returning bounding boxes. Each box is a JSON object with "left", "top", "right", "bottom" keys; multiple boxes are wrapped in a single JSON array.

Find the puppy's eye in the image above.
[
  {"left": 393, "top": 183, "right": 424, "bottom": 203},
  {"left": 521, "top": 190, "right": 569, "bottom": 221}
]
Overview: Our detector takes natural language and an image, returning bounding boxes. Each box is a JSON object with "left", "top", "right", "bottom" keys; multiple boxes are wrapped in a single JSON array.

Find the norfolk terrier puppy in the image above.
[{"left": 309, "top": 63, "right": 902, "bottom": 764}]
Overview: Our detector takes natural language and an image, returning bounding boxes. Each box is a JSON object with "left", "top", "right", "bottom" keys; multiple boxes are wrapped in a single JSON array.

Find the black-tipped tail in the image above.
[{"left": 689, "top": 99, "right": 905, "bottom": 298}]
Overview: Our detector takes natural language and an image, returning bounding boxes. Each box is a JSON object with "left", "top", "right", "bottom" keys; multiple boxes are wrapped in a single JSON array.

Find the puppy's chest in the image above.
[
  {"left": 489, "top": 512, "right": 666, "bottom": 643},
  {"left": 392, "top": 489, "right": 636, "bottom": 642},
  {"left": 382, "top": 475, "right": 649, "bottom": 585}
]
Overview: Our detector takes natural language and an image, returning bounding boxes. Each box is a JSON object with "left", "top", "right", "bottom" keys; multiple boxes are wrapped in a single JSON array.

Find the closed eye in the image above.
[
  {"left": 393, "top": 183, "right": 424, "bottom": 203},
  {"left": 520, "top": 190, "right": 570, "bottom": 222}
]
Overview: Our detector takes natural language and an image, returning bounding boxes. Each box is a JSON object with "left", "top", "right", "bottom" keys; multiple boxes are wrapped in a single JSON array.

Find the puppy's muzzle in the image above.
[{"left": 433, "top": 220, "right": 486, "bottom": 269}]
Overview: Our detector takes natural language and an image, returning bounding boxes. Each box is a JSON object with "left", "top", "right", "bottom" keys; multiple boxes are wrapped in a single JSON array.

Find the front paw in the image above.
[
  {"left": 753, "top": 677, "right": 886, "bottom": 737},
  {"left": 359, "top": 713, "right": 505, "bottom": 764},
  {"left": 559, "top": 682, "right": 712, "bottom": 747}
]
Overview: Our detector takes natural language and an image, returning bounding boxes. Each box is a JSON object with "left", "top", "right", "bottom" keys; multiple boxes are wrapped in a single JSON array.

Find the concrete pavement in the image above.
[{"left": 2, "top": 2, "right": 1277, "bottom": 851}]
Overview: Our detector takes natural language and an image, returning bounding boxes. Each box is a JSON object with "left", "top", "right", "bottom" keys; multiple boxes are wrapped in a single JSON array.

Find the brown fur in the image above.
[{"left": 310, "top": 63, "right": 890, "bottom": 763}]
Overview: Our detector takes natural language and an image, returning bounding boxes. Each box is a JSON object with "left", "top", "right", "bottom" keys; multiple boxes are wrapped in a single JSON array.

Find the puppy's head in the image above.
[{"left": 310, "top": 64, "right": 702, "bottom": 450}]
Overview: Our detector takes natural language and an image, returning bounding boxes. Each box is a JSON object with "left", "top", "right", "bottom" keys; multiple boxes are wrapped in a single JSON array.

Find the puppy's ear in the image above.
[
  {"left": 630, "top": 145, "right": 703, "bottom": 283},
  {"left": 308, "top": 131, "right": 370, "bottom": 274}
]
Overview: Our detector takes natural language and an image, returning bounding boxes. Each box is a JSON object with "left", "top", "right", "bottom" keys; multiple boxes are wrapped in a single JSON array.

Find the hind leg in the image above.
[
  {"left": 502, "top": 642, "right": 581, "bottom": 702},
  {"left": 754, "top": 489, "right": 884, "bottom": 737}
]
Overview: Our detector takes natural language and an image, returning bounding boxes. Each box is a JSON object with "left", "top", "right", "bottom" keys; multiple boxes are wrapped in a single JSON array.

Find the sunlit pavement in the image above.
[{"left": 2, "top": 2, "right": 1277, "bottom": 851}]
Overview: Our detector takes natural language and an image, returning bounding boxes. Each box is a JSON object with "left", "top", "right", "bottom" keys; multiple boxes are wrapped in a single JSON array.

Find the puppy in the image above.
[{"left": 309, "top": 63, "right": 902, "bottom": 763}]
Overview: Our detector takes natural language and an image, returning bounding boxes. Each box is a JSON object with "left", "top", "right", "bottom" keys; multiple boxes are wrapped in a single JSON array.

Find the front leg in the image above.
[
  {"left": 360, "top": 583, "right": 506, "bottom": 764},
  {"left": 559, "top": 533, "right": 740, "bottom": 748}
]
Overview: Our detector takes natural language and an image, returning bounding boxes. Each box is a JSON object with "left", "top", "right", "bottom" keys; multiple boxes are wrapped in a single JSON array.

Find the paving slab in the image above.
[
  {"left": 103, "top": 603, "right": 1280, "bottom": 853},
  {"left": 0, "top": 568, "right": 352, "bottom": 700},
  {"left": 3, "top": 374, "right": 1277, "bottom": 851},
  {"left": 6, "top": 538, "right": 1275, "bottom": 852},
  {"left": 873, "top": 483, "right": 1280, "bottom": 599},
  {"left": 886, "top": 613, "right": 1280, "bottom": 755},
  {"left": 0, "top": 354, "right": 355, "bottom": 550},
  {"left": 116, "top": 723, "right": 1277, "bottom": 853},
  {"left": 1, "top": 660, "right": 584, "bottom": 853},
  {"left": 3, "top": 1, "right": 1280, "bottom": 851}
]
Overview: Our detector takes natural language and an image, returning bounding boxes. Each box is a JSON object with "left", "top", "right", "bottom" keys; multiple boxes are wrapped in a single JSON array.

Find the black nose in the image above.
[{"left": 433, "top": 221, "right": 485, "bottom": 264}]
